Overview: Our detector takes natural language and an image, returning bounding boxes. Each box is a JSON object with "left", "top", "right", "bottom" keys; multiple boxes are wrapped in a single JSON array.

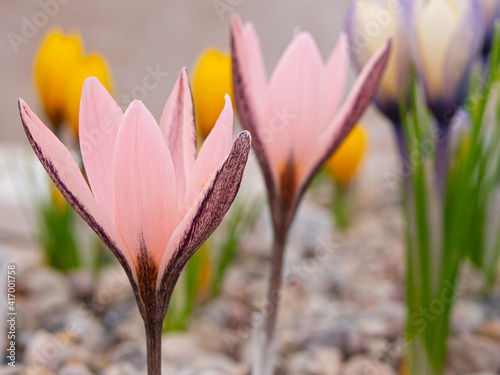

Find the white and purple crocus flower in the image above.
[
  {"left": 411, "top": 0, "right": 484, "bottom": 125},
  {"left": 346, "top": 0, "right": 484, "bottom": 125},
  {"left": 345, "top": 0, "right": 412, "bottom": 175},
  {"left": 346, "top": 0, "right": 485, "bottom": 192},
  {"left": 412, "top": 0, "right": 484, "bottom": 191},
  {"left": 345, "top": 0, "right": 411, "bottom": 125}
]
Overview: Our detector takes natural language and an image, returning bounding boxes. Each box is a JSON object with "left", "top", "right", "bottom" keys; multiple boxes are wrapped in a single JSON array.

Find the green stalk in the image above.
[{"left": 331, "top": 182, "right": 350, "bottom": 229}]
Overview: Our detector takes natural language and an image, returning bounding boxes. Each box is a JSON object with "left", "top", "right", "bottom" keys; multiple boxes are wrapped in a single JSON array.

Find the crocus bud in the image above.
[
  {"left": 411, "top": 0, "right": 484, "bottom": 124},
  {"left": 478, "top": 0, "right": 500, "bottom": 57},
  {"left": 345, "top": 0, "right": 411, "bottom": 124},
  {"left": 33, "top": 28, "right": 83, "bottom": 129},
  {"left": 192, "top": 48, "right": 234, "bottom": 139},
  {"left": 64, "top": 54, "right": 113, "bottom": 138},
  {"left": 325, "top": 125, "right": 367, "bottom": 187}
]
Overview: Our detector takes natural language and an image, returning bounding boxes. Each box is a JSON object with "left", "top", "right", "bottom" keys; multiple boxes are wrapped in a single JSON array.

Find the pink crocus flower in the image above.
[
  {"left": 231, "top": 14, "right": 390, "bottom": 374},
  {"left": 231, "top": 15, "right": 390, "bottom": 236},
  {"left": 18, "top": 69, "right": 251, "bottom": 375}
]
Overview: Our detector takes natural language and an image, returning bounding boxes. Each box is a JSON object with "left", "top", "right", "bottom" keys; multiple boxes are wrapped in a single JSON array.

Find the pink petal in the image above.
[
  {"left": 156, "top": 131, "right": 251, "bottom": 306},
  {"left": 263, "top": 32, "right": 327, "bottom": 188},
  {"left": 19, "top": 99, "right": 140, "bottom": 298},
  {"left": 230, "top": 15, "right": 267, "bottom": 121},
  {"left": 159, "top": 68, "right": 196, "bottom": 206},
  {"left": 316, "top": 40, "right": 391, "bottom": 177},
  {"left": 113, "top": 100, "right": 177, "bottom": 266},
  {"left": 182, "top": 95, "right": 233, "bottom": 218},
  {"left": 80, "top": 77, "right": 124, "bottom": 223},
  {"left": 326, "top": 33, "right": 350, "bottom": 123},
  {"left": 231, "top": 14, "right": 275, "bottom": 203}
]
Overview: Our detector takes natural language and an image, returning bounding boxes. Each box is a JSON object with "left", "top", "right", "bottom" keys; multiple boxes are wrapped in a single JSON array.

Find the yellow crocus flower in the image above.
[
  {"left": 64, "top": 53, "right": 113, "bottom": 138},
  {"left": 325, "top": 125, "right": 367, "bottom": 186},
  {"left": 33, "top": 28, "right": 83, "bottom": 129},
  {"left": 192, "top": 48, "right": 234, "bottom": 139}
]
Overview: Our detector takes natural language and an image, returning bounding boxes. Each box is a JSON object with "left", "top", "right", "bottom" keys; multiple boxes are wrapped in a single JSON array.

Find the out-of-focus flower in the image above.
[
  {"left": 411, "top": 0, "right": 484, "bottom": 123},
  {"left": 33, "top": 28, "right": 83, "bottom": 129},
  {"left": 34, "top": 28, "right": 113, "bottom": 138},
  {"left": 64, "top": 53, "right": 113, "bottom": 138},
  {"left": 19, "top": 70, "right": 251, "bottom": 375},
  {"left": 231, "top": 14, "right": 389, "bottom": 373},
  {"left": 478, "top": 0, "right": 500, "bottom": 57},
  {"left": 192, "top": 48, "right": 234, "bottom": 139},
  {"left": 325, "top": 125, "right": 367, "bottom": 187},
  {"left": 345, "top": 0, "right": 411, "bottom": 124},
  {"left": 231, "top": 14, "right": 389, "bottom": 233}
]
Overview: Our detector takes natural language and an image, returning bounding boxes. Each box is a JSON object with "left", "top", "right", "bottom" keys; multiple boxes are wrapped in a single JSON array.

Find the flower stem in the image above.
[
  {"left": 394, "top": 123, "right": 411, "bottom": 194},
  {"left": 332, "top": 182, "right": 349, "bottom": 229},
  {"left": 145, "top": 319, "right": 162, "bottom": 375},
  {"left": 265, "top": 230, "right": 287, "bottom": 341},
  {"left": 406, "top": 335, "right": 441, "bottom": 375},
  {"left": 259, "top": 227, "right": 288, "bottom": 375}
]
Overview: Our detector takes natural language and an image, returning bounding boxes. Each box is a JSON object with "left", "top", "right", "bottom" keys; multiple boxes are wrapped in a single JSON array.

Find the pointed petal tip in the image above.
[
  {"left": 82, "top": 76, "right": 99, "bottom": 91},
  {"left": 124, "top": 99, "right": 151, "bottom": 120},
  {"left": 230, "top": 13, "right": 242, "bottom": 26},
  {"left": 18, "top": 99, "right": 28, "bottom": 122},
  {"left": 238, "top": 130, "right": 252, "bottom": 145},
  {"left": 82, "top": 76, "right": 113, "bottom": 100},
  {"left": 381, "top": 38, "right": 392, "bottom": 55},
  {"left": 129, "top": 99, "right": 144, "bottom": 109},
  {"left": 361, "top": 37, "right": 391, "bottom": 73},
  {"left": 85, "top": 76, "right": 99, "bottom": 84},
  {"left": 377, "top": 38, "right": 392, "bottom": 67},
  {"left": 288, "top": 31, "right": 321, "bottom": 57},
  {"left": 179, "top": 67, "right": 189, "bottom": 80},
  {"left": 230, "top": 13, "right": 256, "bottom": 36},
  {"left": 218, "top": 94, "right": 234, "bottom": 122},
  {"left": 18, "top": 99, "right": 31, "bottom": 118},
  {"left": 294, "top": 31, "right": 314, "bottom": 43},
  {"left": 233, "top": 130, "right": 252, "bottom": 155}
]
